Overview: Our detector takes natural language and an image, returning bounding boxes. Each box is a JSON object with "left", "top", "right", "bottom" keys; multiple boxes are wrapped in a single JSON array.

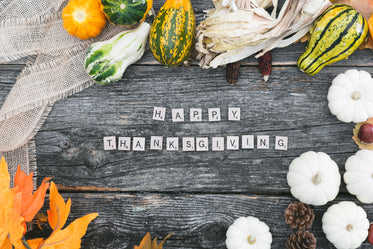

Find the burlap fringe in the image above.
[
  {"left": 0, "top": 13, "right": 63, "bottom": 63},
  {"left": 28, "top": 140, "right": 37, "bottom": 189}
]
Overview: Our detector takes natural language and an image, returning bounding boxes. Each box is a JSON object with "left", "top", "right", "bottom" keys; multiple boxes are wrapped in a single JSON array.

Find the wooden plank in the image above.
[
  {"left": 26, "top": 64, "right": 359, "bottom": 193},
  {"left": 26, "top": 193, "right": 373, "bottom": 249}
]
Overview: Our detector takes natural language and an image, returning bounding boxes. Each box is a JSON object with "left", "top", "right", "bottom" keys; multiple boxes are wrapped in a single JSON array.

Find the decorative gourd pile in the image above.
[{"left": 62, "top": 0, "right": 196, "bottom": 84}]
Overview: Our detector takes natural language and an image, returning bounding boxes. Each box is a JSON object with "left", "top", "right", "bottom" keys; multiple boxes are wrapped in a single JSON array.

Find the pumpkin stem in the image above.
[
  {"left": 312, "top": 171, "right": 322, "bottom": 185},
  {"left": 346, "top": 224, "right": 354, "bottom": 231},
  {"left": 247, "top": 235, "right": 256, "bottom": 245},
  {"left": 74, "top": 11, "right": 85, "bottom": 22},
  {"left": 351, "top": 91, "right": 361, "bottom": 100}
]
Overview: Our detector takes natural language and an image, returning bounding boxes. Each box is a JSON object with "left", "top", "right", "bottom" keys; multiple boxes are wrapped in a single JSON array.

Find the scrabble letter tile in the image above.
[
  {"left": 182, "top": 137, "right": 195, "bottom": 151},
  {"left": 133, "top": 137, "right": 146, "bottom": 151},
  {"left": 275, "top": 136, "right": 288, "bottom": 151},
  {"left": 212, "top": 137, "right": 224, "bottom": 151},
  {"left": 208, "top": 108, "right": 221, "bottom": 122},
  {"left": 196, "top": 137, "right": 209, "bottom": 151},
  {"left": 118, "top": 137, "right": 130, "bottom": 151},
  {"left": 190, "top": 108, "right": 202, "bottom": 122},
  {"left": 150, "top": 136, "right": 163, "bottom": 150},
  {"left": 257, "top": 135, "right": 270, "bottom": 149},
  {"left": 153, "top": 107, "right": 166, "bottom": 121},
  {"left": 172, "top": 108, "right": 184, "bottom": 122},
  {"left": 227, "top": 136, "right": 239, "bottom": 150},
  {"left": 228, "top": 107, "right": 240, "bottom": 121},
  {"left": 104, "top": 136, "right": 116, "bottom": 150},
  {"left": 242, "top": 135, "right": 254, "bottom": 149},
  {"left": 167, "top": 137, "right": 179, "bottom": 151}
]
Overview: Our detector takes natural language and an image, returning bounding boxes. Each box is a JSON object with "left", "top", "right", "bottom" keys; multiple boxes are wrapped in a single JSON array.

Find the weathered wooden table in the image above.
[{"left": 1, "top": 0, "right": 373, "bottom": 248}]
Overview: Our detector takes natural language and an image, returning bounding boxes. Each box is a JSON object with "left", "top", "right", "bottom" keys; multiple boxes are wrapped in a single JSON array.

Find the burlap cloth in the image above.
[{"left": 0, "top": 0, "right": 123, "bottom": 185}]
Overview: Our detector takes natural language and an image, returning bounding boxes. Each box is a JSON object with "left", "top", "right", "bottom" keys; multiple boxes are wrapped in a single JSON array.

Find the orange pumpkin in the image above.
[
  {"left": 369, "top": 14, "right": 373, "bottom": 40},
  {"left": 62, "top": 0, "right": 107, "bottom": 40}
]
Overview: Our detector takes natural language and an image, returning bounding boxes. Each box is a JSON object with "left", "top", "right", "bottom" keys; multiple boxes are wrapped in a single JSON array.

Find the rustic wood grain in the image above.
[
  {"left": 2, "top": 1, "right": 373, "bottom": 248},
  {"left": 25, "top": 64, "right": 359, "bottom": 194},
  {"left": 26, "top": 193, "right": 373, "bottom": 249}
]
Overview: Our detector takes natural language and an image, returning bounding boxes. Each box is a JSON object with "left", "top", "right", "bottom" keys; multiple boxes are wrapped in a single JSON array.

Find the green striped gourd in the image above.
[
  {"left": 149, "top": 0, "right": 196, "bottom": 67},
  {"left": 100, "top": 0, "right": 153, "bottom": 26},
  {"left": 297, "top": 5, "right": 368, "bottom": 75}
]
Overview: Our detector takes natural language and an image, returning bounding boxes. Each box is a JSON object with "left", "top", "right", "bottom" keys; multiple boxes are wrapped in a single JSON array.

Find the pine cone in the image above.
[
  {"left": 285, "top": 202, "right": 315, "bottom": 230},
  {"left": 286, "top": 230, "right": 316, "bottom": 249}
]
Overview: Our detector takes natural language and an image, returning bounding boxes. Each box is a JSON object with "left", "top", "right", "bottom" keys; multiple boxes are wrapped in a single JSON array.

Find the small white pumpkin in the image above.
[
  {"left": 322, "top": 201, "right": 369, "bottom": 249},
  {"left": 327, "top": 69, "right": 373, "bottom": 123},
  {"left": 287, "top": 151, "right": 341, "bottom": 206},
  {"left": 226, "top": 216, "right": 272, "bottom": 249},
  {"left": 344, "top": 149, "right": 373, "bottom": 203}
]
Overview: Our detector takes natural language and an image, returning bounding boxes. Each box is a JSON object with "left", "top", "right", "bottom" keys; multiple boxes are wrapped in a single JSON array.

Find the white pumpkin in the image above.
[
  {"left": 322, "top": 201, "right": 369, "bottom": 249},
  {"left": 287, "top": 151, "right": 341, "bottom": 206},
  {"left": 327, "top": 69, "right": 373, "bottom": 123},
  {"left": 344, "top": 149, "right": 373, "bottom": 203},
  {"left": 226, "top": 216, "right": 272, "bottom": 249}
]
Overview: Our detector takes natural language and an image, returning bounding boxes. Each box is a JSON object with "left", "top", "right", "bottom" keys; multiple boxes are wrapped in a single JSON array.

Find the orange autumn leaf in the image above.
[
  {"left": 135, "top": 233, "right": 152, "bottom": 249},
  {"left": 37, "top": 213, "right": 98, "bottom": 249},
  {"left": 0, "top": 157, "right": 25, "bottom": 249},
  {"left": 16, "top": 238, "right": 45, "bottom": 249},
  {"left": 1, "top": 237, "right": 13, "bottom": 249},
  {"left": 135, "top": 233, "right": 172, "bottom": 249},
  {"left": 14, "top": 165, "right": 52, "bottom": 223},
  {"left": 47, "top": 182, "right": 71, "bottom": 231},
  {"left": 26, "top": 238, "right": 45, "bottom": 249}
]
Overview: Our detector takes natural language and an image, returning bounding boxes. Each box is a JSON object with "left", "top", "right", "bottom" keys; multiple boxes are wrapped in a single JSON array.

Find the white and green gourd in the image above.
[{"left": 85, "top": 21, "right": 151, "bottom": 85}]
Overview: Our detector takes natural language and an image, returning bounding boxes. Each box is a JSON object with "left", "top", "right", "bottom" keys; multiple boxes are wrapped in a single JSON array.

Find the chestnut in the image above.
[{"left": 358, "top": 123, "right": 373, "bottom": 144}]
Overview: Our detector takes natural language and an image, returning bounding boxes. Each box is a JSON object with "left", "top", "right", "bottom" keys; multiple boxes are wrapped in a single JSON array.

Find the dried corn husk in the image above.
[{"left": 196, "top": 0, "right": 331, "bottom": 68}]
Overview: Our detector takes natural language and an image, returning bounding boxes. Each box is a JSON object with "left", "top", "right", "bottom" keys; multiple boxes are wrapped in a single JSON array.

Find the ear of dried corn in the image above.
[{"left": 195, "top": 0, "right": 331, "bottom": 68}]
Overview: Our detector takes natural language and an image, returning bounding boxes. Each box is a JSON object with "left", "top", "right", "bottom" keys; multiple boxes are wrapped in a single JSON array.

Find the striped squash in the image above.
[
  {"left": 100, "top": 0, "right": 153, "bottom": 26},
  {"left": 298, "top": 5, "right": 368, "bottom": 75},
  {"left": 149, "top": 0, "right": 196, "bottom": 67}
]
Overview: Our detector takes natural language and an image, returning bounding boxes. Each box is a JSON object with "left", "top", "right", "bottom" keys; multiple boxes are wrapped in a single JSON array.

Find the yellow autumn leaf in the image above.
[
  {"left": 47, "top": 182, "right": 71, "bottom": 231},
  {"left": 39, "top": 212, "right": 98, "bottom": 249},
  {"left": 26, "top": 238, "right": 45, "bottom": 249},
  {"left": 135, "top": 233, "right": 152, "bottom": 249},
  {"left": 1, "top": 237, "right": 13, "bottom": 249},
  {"left": 16, "top": 238, "right": 45, "bottom": 249},
  {"left": 0, "top": 156, "right": 10, "bottom": 190},
  {"left": 0, "top": 157, "right": 25, "bottom": 249},
  {"left": 135, "top": 233, "right": 172, "bottom": 249}
]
